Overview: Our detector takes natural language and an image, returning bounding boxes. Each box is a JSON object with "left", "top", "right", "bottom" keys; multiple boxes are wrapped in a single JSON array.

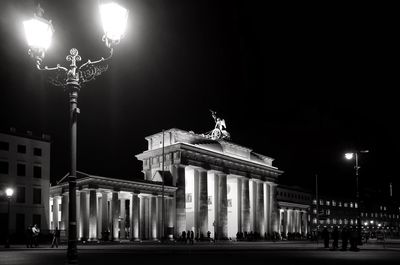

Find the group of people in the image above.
[
  {"left": 25, "top": 224, "right": 40, "bottom": 248},
  {"left": 321, "top": 226, "right": 360, "bottom": 251},
  {"left": 25, "top": 224, "right": 60, "bottom": 248},
  {"left": 180, "top": 230, "right": 195, "bottom": 244}
]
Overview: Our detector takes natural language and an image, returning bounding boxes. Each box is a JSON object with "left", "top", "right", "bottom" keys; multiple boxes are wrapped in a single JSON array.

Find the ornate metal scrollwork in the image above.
[{"left": 32, "top": 47, "right": 113, "bottom": 88}]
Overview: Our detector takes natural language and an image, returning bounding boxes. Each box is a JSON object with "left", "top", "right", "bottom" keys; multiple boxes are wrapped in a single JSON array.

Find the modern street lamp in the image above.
[
  {"left": 5, "top": 187, "right": 14, "bottom": 248},
  {"left": 345, "top": 150, "right": 369, "bottom": 245},
  {"left": 23, "top": 3, "right": 128, "bottom": 264}
]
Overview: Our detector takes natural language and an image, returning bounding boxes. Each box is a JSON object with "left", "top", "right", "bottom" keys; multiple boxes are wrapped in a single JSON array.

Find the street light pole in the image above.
[
  {"left": 4, "top": 188, "right": 14, "bottom": 248},
  {"left": 67, "top": 54, "right": 80, "bottom": 262},
  {"left": 345, "top": 150, "right": 368, "bottom": 246},
  {"left": 23, "top": 3, "right": 128, "bottom": 264}
]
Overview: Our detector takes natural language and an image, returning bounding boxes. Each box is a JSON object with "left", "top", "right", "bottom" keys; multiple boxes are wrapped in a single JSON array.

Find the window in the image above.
[
  {"left": 33, "top": 147, "right": 42, "bottom": 156},
  {"left": 17, "top": 145, "right": 26, "bottom": 154},
  {"left": 338, "top": 202, "right": 342, "bottom": 207},
  {"left": 16, "top": 213, "right": 25, "bottom": 234},
  {"left": 344, "top": 202, "right": 348, "bottom": 207},
  {"left": 17, "top": 163, "right": 26, "bottom": 176},
  {"left": 355, "top": 203, "right": 358, "bottom": 208},
  {"left": 33, "top": 188, "right": 41, "bottom": 204},
  {"left": 319, "top": 200, "right": 324, "bottom": 205},
  {"left": 313, "top": 199, "right": 317, "bottom": 205},
  {"left": 33, "top": 166, "right": 42, "bottom": 178},
  {"left": 350, "top": 202, "right": 354, "bottom": 208},
  {"left": 326, "top": 200, "right": 330, "bottom": 206},
  {"left": 16, "top": 187, "right": 25, "bottom": 203},
  {"left": 0, "top": 141, "right": 9, "bottom": 151},
  {"left": 32, "top": 214, "right": 41, "bottom": 227},
  {"left": 0, "top": 161, "right": 8, "bottom": 174},
  {"left": 332, "top": 200, "right": 336, "bottom": 206}
]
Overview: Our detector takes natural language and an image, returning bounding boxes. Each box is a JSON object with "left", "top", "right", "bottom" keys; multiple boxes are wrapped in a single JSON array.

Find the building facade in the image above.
[
  {"left": 0, "top": 129, "right": 51, "bottom": 241},
  {"left": 50, "top": 128, "right": 284, "bottom": 241},
  {"left": 276, "top": 185, "right": 312, "bottom": 238}
]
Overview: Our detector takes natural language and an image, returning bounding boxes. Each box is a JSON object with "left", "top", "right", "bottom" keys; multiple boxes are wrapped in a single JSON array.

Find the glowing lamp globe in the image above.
[
  {"left": 345, "top": 153, "right": 354, "bottom": 160},
  {"left": 23, "top": 17, "right": 54, "bottom": 50},
  {"left": 99, "top": 2, "right": 128, "bottom": 41},
  {"left": 5, "top": 188, "right": 14, "bottom": 198}
]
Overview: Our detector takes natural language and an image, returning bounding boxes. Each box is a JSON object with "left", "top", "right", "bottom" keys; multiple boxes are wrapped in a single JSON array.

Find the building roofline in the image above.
[{"left": 0, "top": 128, "right": 51, "bottom": 143}]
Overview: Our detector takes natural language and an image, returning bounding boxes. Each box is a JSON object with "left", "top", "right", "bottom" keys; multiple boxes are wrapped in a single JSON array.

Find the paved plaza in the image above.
[{"left": 1, "top": 240, "right": 400, "bottom": 265}]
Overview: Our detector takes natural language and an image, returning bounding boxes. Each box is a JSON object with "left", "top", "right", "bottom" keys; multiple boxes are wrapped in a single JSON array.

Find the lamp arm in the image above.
[
  {"left": 78, "top": 47, "right": 113, "bottom": 70},
  {"left": 77, "top": 47, "right": 113, "bottom": 84}
]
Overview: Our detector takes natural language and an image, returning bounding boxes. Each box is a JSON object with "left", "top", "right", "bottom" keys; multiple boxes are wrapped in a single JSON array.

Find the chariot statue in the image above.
[{"left": 203, "top": 110, "right": 231, "bottom": 140}]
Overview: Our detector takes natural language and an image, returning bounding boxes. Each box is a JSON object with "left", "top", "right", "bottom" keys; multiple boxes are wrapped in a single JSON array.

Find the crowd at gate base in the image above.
[{"left": 321, "top": 226, "right": 361, "bottom": 251}]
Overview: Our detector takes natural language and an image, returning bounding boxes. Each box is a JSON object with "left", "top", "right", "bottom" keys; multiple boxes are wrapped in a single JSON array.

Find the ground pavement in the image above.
[{"left": 1, "top": 240, "right": 399, "bottom": 265}]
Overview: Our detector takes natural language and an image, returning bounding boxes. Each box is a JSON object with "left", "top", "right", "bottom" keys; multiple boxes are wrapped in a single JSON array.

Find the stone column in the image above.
[
  {"left": 157, "top": 196, "right": 162, "bottom": 239},
  {"left": 52, "top": 196, "right": 59, "bottom": 229},
  {"left": 101, "top": 192, "right": 109, "bottom": 240},
  {"left": 80, "top": 191, "right": 89, "bottom": 240},
  {"left": 167, "top": 196, "right": 175, "bottom": 239},
  {"left": 61, "top": 193, "right": 68, "bottom": 231},
  {"left": 241, "top": 178, "right": 250, "bottom": 232},
  {"left": 120, "top": 198, "right": 126, "bottom": 239},
  {"left": 130, "top": 193, "right": 140, "bottom": 241},
  {"left": 264, "top": 183, "right": 270, "bottom": 235},
  {"left": 283, "top": 209, "right": 288, "bottom": 236},
  {"left": 218, "top": 173, "right": 228, "bottom": 239},
  {"left": 89, "top": 190, "right": 98, "bottom": 240},
  {"left": 270, "top": 183, "right": 279, "bottom": 233},
  {"left": 139, "top": 195, "right": 146, "bottom": 239},
  {"left": 150, "top": 195, "right": 157, "bottom": 240},
  {"left": 76, "top": 191, "right": 81, "bottom": 238},
  {"left": 297, "top": 210, "right": 301, "bottom": 233},
  {"left": 172, "top": 165, "right": 186, "bottom": 236},
  {"left": 193, "top": 169, "right": 199, "bottom": 235},
  {"left": 197, "top": 169, "right": 208, "bottom": 237},
  {"left": 111, "top": 192, "right": 119, "bottom": 240},
  {"left": 237, "top": 177, "right": 242, "bottom": 232},
  {"left": 256, "top": 181, "right": 265, "bottom": 235}
]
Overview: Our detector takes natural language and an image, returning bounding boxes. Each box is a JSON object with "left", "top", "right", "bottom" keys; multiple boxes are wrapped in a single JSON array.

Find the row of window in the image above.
[
  {"left": 0, "top": 213, "right": 42, "bottom": 233},
  {"left": 361, "top": 212, "right": 400, "bottom": 219},
  {"left": 0, "top": 141, "right": 42, "bottom": 156},
  {"left": 5, "top": 186, "right": 42, "bottom": 204},
  {"left": 313, "top": 199, "right": 358, "bottom": 208},
  {"left": 279, "top": 191, "right": 311, "bottom": 201},
  {"left": 312, "top": 218, "right": 358, "bottom": 225},
  {"left": 0, "top": 161, "right": 42, "bottom": 178}
]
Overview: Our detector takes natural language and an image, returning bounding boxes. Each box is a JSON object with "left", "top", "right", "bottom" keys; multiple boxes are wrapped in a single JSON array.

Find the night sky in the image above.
[{"left": 1, "top": 1, "right": 399, "bottom": 199}]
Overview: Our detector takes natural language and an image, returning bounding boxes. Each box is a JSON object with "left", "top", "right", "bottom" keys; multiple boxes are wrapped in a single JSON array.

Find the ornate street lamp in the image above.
[
  {"left": 5, "top": 188, "right": 14, "bottom": 248},
  {"left": 23, "top": 3, "right": 128, "bottom": 264},
  {"left": 345, "top": 150, "right": 369, "bottom": 246}
]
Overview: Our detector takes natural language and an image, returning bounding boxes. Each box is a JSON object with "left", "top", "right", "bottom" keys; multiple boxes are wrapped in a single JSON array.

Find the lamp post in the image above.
[
  {"left": 345, "top": 150, "right": 369, "bottom": 245},
  {"left": 5, "top": 188, "right": 14, "bottom": 248},
  {"left": 23, "top": 3, "right": 128, "bottom": 264}
]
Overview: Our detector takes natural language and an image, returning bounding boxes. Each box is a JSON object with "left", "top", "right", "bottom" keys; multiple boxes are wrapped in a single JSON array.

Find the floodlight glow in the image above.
[
  {"left": 23, "top": 17, "right": 54, "bottom": 50},
  {"left": 370, "top": 220, "right": 374, "bottom": 224},
  {"left": 364, "top": 222, "right": 368, "bottom": 226},
  {"left": 99, "top": 2, "right": 128, "bottom": 41},
  {"left": 345, "top": 153, "right": 354, "bottom": 160},
  {"left": 5, "top": 188, "right": 14, "bottom": 198},
  {"left": 378, "top": 223, "right": 381, "bottom": 227}
]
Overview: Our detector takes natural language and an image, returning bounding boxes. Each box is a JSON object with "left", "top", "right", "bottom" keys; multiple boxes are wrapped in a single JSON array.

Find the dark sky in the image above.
[{"left": 1, "top": 1, "right": 399, "bottom": 199}]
